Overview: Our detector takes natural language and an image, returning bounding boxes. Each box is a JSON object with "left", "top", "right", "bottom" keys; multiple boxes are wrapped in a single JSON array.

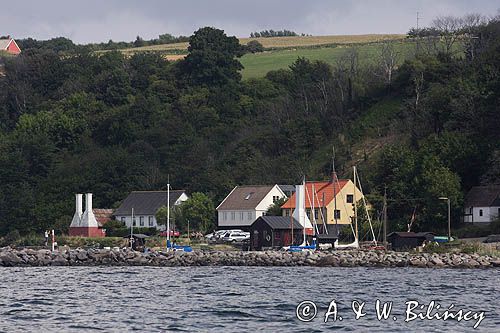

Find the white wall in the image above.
[
  {"left": 255, "top": 185, "right": 286, "bottom": 213},
  {"left": 116, "top": 215, "right": 159, "bottom": 228},
  {"left": 464, "top": 206, "right": 500, "bottom": 223},
  {"left": 218, "top": 210, "right": 255, "bottom": 227}
]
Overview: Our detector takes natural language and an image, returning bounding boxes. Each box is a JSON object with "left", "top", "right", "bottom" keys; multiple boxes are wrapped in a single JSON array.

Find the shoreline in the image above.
[{"left": 0, "top": 247, "right": 499, "bottom": 268}]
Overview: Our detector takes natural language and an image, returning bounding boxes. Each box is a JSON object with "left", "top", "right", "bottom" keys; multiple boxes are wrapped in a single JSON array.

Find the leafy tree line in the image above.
[
  {"left": 16, "top": 33, "right": 190, "bottom": 54},
  {"left": 0, "top": 17, "right": 499, "bottom": 238},
  {"left": 250, "top": 30, "right": 305, "bottom": 38}
]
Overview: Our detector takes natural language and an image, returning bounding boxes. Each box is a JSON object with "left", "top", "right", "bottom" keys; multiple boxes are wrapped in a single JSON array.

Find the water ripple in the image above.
[{"left": 0, "top": 267, "right": 497, "bottom": 332}]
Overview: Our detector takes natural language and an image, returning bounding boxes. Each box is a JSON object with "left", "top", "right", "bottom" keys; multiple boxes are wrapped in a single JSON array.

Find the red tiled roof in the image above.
[
  {"left": 93, "top": 209, "right": 114, "bottom": 227},
  {"left": 281, "top": 180, "right": 349, "bottom": 209}
]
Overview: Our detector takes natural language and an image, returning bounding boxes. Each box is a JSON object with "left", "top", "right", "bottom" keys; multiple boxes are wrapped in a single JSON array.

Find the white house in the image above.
[
  {"left": 463, "top": 185, "right": 500, "bottom": 224},
  {"left": 217, "top": 185, "right": 287, "bottom": 229},
  {"left": 113, "top": 190, "right": 189, "bottom": 230}
]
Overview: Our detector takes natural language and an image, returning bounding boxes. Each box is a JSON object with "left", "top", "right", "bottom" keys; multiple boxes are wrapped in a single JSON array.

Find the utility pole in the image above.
[
  {"left": 383, "top": 187, "right": 388, "bottom": 248},
  {"left": 416, "top": 11, "right": 422, "bottom": 55}
]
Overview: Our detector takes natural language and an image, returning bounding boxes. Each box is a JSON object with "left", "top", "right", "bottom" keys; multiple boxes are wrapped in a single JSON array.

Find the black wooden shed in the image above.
[
  {"left": 250, "top": 216, "right": 304, "bottom": 250},
  {"left": 387, "top": 232, "right": 435, "bottom": 250}
]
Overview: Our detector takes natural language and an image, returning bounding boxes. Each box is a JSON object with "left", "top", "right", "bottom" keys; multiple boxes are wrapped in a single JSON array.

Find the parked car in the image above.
[
  {"left": 205, "top": 229, "right": 244, "bottom": 243},
  {"left": 221, "top": 231, "right": 250, "bottom": 243},
  {"left": 160, "top": 230, "right": 180, "bottom": 237}
]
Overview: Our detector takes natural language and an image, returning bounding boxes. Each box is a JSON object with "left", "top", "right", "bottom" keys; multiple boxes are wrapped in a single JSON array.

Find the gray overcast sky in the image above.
[{"left": 1, "top": 0, "right": 498, "bottom": 43}]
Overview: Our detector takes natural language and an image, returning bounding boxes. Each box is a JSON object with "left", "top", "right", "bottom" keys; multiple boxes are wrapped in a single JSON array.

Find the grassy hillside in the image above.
[
  {"left": 105, "top": 34, "right": 410, "bottom": 78},
  {"left": 240, "top": 40, "right": 417, "bottom": 78},
  {"left": 118, "top": 34, "right": 405, "bottom": 54}
]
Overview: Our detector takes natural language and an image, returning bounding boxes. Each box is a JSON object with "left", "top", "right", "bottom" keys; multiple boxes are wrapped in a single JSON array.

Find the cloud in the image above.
[{"left": 1, "top": 0, "right": 498, "bottom": 43}]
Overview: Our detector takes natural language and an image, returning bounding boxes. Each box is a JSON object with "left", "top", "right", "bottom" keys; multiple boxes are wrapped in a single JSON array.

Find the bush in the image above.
[
  {"left": 455, "top": 224, "right": 493, "bottom": 238},
  {"left": 57, "top": 236, "right": 127, "bottom": 248},
  {"left": 16, "top": 234, "right": 44, "bottom": 247},
  {"left": 489, "top": 219, "right": 500, "bottom": 234},
  {"left": 0, "top": 230, "right": 21, "bottom": 247},
  {"left": 245, "top": 40, "right": 264, "bottom": 53},
  {"left": 104, "top": 220, "right": 128, "bottom": 237}
]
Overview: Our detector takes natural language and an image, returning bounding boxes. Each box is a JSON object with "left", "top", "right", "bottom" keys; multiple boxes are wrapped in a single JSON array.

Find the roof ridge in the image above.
[{"left": 131, "top": 190, "right": 186, "bottom": 193}]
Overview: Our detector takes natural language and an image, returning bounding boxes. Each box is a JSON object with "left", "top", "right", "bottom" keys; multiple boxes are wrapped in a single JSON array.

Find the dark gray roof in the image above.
[
  {"left": 278, "top": 185, "right": 296, "bottom": 194},
  {"left": 387, "top": 232, "right": 434, "bottom": 238},
  {"left": 113, "top": 191, "right": 186, "bottom": 216},
  {"left": 465, "top": 185, "right": 500, "bottom": 207},
  {"left": 254, "top": 216, "right": 302, "bottom": 229},
  {"left": 217, "top": 185, "right": 274, "bottom": 210},
  {"left": 123, "top": 234, "right": 149, "bottom": 239}
]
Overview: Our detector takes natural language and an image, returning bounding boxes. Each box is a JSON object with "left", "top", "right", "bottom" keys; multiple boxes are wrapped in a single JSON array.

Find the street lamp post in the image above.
[{"left": 439, "top": 197, "right": 451, "bottom": 242}]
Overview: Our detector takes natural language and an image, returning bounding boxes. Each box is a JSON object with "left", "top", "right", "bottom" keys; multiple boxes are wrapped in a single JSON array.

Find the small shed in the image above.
[
  {"left": 124, "top": 234, "right": 149, "bottom": 252},
  {"left": 387, "top": 232, "right": 435, "bottom": 251},
  {"left": 250, "top": 216, "right": 303, "bottom": 250}
]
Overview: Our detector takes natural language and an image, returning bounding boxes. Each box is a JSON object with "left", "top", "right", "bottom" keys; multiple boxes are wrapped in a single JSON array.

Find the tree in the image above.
[
  {"left": 157, "top": 193, "right": 215, "bottom": 233},
  {"left": 376, "top": 42, "right": 399, "bottom": 89},
  {"left": 266, "top": 197, "right": 287, "bottom": 216},
  {"left": 244, "top": 40, "right": 264, "bottom": 53},
  {"left": 182, "top": 27, "right": 244, "bottom": 86},
  {"left": 432, "top": 16, "right": 463, "bottom": 55},
  {"left": 133, "top": 36, "right": 145, "bottom": 47}
]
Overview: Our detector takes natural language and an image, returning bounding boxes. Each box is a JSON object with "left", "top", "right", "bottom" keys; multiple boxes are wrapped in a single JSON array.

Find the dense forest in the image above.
[{"left": 0, "top": 17, "right": 499, "bottom": 238}]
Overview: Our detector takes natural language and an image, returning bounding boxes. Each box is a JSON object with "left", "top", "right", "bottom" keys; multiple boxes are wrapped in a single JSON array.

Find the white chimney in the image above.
[
  {"left": 80, "top": 193, "right": 99, "bottom": 227},
  {"left": 69, "top": 194, "right": 83, "bottom": 227},
  {"left": 292, "top": 184, "right": 312, "bottom": 230}
]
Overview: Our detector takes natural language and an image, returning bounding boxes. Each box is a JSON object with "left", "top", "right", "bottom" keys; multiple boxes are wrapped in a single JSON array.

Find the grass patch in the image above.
[
  {"left": 117, "top": 34, "right": 405, "bottom": 54},
  {"left": 240, "top": 40, "right": 417, "bottom": 78}
]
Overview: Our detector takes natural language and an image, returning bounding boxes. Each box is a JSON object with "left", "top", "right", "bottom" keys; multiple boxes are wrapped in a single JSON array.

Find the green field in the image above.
[
  {"left": 119, "top": 34, "right": 405, "bottom": 54},
  {"left": 240, "top": 40, "right": 417, "bottom": 79}
]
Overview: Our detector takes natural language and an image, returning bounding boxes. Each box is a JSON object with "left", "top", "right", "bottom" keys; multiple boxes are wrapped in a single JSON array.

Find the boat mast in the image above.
[
  {"left": 353, "top": 166, "right": 358, "bottom": 243},
  {"left": 302, "top": 176, "right": 306, "bottom": 246},
  {"left": 383, "top": 186, "right": 388, "bottom": 248},
  {"left": 167, "top": 176, "right": 170, "bottom": 248},
  {"left": 332, "top": 147, "right": 338, "bottom": 233},
  {"left": 130, "top": 207, "right": 134, "bottom": 249}
]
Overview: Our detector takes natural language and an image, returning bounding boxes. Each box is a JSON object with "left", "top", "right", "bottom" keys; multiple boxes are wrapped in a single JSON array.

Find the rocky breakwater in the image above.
[{"left": 0, "top": 247, "right": 499, "bottom": 268}]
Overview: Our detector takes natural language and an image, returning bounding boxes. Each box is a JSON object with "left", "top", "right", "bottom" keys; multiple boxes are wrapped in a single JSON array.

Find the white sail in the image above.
[{"left": 292, "top": 182, "right": 313, "bottom": 246}]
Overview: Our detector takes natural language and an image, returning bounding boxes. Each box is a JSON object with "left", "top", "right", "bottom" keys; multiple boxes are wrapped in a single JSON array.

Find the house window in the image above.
[
  {"left": 133, "top": 216, "right": 137, "bottom": 226},
  {"left": 346, "top": 194, "right": 354, "bottom": 204},
  {"left": 148, "top": 216, "right": 154, "bottom": 226},
  {"left": 231, "top": 212, "right": 235, "bottom": 220},
  {"left": 139, "top": 216, "right": 144, "bottom": 226},
  {"left": 479, "top": 209, "right": 483, "bottom": 217},
  {"left": 284, "top": 209, "right": 290, "bottom": 217},
  {"left": 273, "top": 196, "right": 280, "bottom": 203},
  {"left": 120, "top": 217, "right": 125, "bottom": 223},
  {"left": 240, "top": 212, "right": 244, "bottom": 220},
  {"left": 248, "top": 212, "right": 252, "bottom": 220},
  {"left": 314, "top": 209, "right": 319, "bottom": 219},
  {"left": 245, "top": 192, "right": 254, "bottom": 200},
  {"left": 223, "top": 212, "right": 227, "bottom": 221},
  {"left": 334, "top": 210, "right": 341, "bottom": 219},
  {"left": 306, "top": 209, "right": 311, "bottom": 219}
]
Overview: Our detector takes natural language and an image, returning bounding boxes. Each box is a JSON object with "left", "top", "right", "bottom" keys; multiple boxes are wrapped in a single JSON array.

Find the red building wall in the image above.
[
  {"left": 69, "top": 227, "right": 106, "bottom": 238},
  {"left": 6, "top": 40, "right": 21, "bottom": 55}
]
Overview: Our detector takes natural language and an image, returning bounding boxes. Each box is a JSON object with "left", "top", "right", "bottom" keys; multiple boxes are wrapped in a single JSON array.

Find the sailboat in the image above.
[
  {"left": 334, "top": 166, "right": 377, "bottom": 249},
  {"left": 165, "top": 179, "right": 192, "bottom": 252},
  {"left": 283, "top": 177, "right": 316, "bottom": 252}
]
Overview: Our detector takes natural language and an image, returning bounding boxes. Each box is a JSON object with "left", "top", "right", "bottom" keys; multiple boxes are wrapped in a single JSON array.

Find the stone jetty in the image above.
[{"left": 0, "top": 247, "right": 499, "bottom": 268}]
